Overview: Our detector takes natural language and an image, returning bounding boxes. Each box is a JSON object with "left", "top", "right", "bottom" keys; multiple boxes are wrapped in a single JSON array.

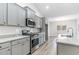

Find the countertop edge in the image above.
[
  {"left": 0, "top": 35, "right": 30, "bottom": 43},
  {"left": 57, "top": 40, "right": 79, "bottom": 47}
]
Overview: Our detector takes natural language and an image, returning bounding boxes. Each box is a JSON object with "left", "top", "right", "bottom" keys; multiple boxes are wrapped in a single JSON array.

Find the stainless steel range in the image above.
[
  {"left": 31, "top": 34, "right": 39, "bottom": 53},
  {"left": 22, "top": 29, "right": 40, "bottom": 54}
]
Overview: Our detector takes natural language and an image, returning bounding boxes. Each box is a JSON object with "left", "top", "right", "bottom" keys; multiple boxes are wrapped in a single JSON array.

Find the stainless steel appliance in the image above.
[
  {"left": 38, "top": 32, "right": 45, "bottom": 46},
  {"left": 22, "top": 29, "right": 39, "bottom": 54},
  {"left": 45, "top": 24, "right": 48, "bottom": 41},
  {"left": 22, "top": 30, "right": 31, "bottom": 54},
  {"left": 26, "top": 18, "right": 36, "bottom": 28},
  {"left": 31, "top": 34, "right": 39, "bottom": 53},
  {"left": 22, "top": 30, "right": 30, "bottom": 35}
]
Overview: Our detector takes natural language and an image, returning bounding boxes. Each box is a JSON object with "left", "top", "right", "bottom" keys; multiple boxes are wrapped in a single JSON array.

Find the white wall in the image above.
[
  {"left": 48, "top": 14, "right": 79, "bottom": 37},
  {"left": 0, "top": 26, "right": 39, "bottom": 36},
  {"left": 0, "top": 26, "right": 20, "bottom": 35},
  {"left": 48, "top": 20, "right": 77, "bottom": 38},
  {"left": 76, "top": 17, "right": 79, "bottom": 39}
]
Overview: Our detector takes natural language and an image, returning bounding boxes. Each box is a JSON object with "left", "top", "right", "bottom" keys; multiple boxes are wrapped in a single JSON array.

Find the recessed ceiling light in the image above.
[{"left": 46, "top": 5, "right": 50, "bottom": 10}]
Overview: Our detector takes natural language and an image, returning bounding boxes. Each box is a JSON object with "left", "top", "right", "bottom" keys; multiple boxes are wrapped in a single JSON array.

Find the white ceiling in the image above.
[{"left": 32, "top": 3, "right": 79, "bottom": 18}]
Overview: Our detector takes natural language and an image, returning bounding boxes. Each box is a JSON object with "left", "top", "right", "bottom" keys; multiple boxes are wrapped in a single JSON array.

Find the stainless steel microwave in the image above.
[{"left": 26, "top": 18, "right": 36, "bottom": 28}]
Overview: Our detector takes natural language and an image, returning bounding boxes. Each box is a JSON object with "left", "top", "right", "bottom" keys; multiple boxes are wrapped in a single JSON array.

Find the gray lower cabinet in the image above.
[
  {"left": 21, "top": 42, "right": 28, "bottom": 55},
  {"left": 21, "top": 38, "right": 30, "bottom": 55},
  {"left": 0, "top": 42, "right": 11, "bottom": 55},
  {"left": 12, "top": 44, "right": 22, "bottom": 55},
  {"left": 57, "top": 43, "right": 79, "bottom": 55},
  {"left": 0, "top": 48, "right": 11, "bottom": 55},
  {"left": 0, "top": 37, "right": 30, "bottom": 55},
  {"left": 11, "top": 38, "right": 30, "bottom": 55}
]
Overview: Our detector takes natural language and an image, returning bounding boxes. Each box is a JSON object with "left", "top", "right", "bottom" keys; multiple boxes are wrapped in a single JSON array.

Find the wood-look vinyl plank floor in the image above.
[{"left": 32, "top": 36, "right": 57, "bottom": 55}]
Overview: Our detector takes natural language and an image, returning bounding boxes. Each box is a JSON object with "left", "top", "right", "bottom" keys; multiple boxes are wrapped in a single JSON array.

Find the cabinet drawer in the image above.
[
  {"left": 26, "top": 37, "right": 30, "bottom": 40},
  {"left": 18, "top": 38, "right": 26, "bottom": 44},
  {"left": 0, "top": 42, "right": 10, "bottom": 49},
  {"left": 11, "top": 40, "right": 19, "bottom": 45},
  {"left": 0, "top": 47, "right": 11, "bottom": 55}
]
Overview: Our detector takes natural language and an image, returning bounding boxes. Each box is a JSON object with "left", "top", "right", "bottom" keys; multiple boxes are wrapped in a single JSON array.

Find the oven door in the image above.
[
  {"left": 31, "top": 38, "right": 39, "bottom": 53},
  {"left": 32, "top": 38, "right": 39, "bottom": 48}
]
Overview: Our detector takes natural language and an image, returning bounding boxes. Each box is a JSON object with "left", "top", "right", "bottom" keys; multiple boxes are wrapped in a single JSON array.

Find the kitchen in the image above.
[
  {"left": 0, "top": 3, "right": 48, "bottom": 55},
  {"left": 1, "top": 3, "right": 79, "bottom": 55}
]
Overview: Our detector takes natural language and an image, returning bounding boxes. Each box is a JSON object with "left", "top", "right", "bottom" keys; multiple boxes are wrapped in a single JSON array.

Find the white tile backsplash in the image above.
[
  {"left": 0, "top": 26, "right": 21, "bottom": 35},
  {"left": 0, "top": 26, "right": 39, "bottom": 36}
]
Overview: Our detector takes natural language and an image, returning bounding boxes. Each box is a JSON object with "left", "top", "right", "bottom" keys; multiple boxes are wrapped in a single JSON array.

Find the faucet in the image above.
[{"left": 67, "top": 27, "right": 73, "bottom": 37}]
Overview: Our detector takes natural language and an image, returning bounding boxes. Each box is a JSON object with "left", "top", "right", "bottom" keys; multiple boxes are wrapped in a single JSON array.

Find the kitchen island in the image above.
[{"left": 56, "top": 37, "right": 79, "bottom": 55}]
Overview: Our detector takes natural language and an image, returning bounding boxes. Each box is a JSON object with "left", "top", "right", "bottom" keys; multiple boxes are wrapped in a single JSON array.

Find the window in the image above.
[
  {"left": 57, "top": 25, "right": 66, "bottom": 31},
  {"left": 62, "top": 25, "right": 66, "bottom": 31}
]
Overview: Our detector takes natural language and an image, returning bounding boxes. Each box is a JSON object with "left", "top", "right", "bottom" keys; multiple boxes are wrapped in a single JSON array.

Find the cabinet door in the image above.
[
  {"left": 21, "top": 38, "right": 30, "bottom": 55},
  {"left": 12, "top": 44, "right": 22, "bottom": 55},
  {"left": 35, "top": 16, "right": 41, "bottom": 28},
  {"left": 8, "top": 3, "right": 18, "bottom": 26},
  {"left": 18, "top": 7, "right": 26, "bottom": 26},
  {"left": 26, "top": 38, "right": 30, "bottom": 54},
  {"left": 34, "top": 15, "right": 38, "bottom": 28},
  {"left": 0, "top": 48, "right": 11, "bottom": 55},
  {"left": 37, "top": 17, "right": 41, "bottom": 28},
  {"left": 40, "top": 18, "right": 42, "bottom": 28},
  {"left": 27, "top": 8, "right": 35, "bottom": 19},
  {"left": 27, "top": 8, "right": 32, "bottom": 18},
  {"left": 21, "top": 43, "right": 27, "bottom": 55},
  {"left": 0, "top": 3, "right": 7, "bottom": 25}
]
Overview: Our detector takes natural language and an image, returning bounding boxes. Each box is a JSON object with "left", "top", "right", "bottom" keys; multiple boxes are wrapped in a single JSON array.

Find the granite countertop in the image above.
[
  {"left": 0, "top": 35, "right": 30, "bottom": 43},
  {"left": 56, "top": 37, "right": 79, "bottom": 46}
]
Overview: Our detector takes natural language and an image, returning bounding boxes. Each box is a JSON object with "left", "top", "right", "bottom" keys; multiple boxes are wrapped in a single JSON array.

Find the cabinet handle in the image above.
[
  {"left": 4, "top": 21, "right": 5, "bottom": 24},
  {"left": 0, "top": 46, "right": 2, "bottom": 48},
  {"left": 8, "top": 49, "right": 10, "bottom": 51},
  {"left": 17, "top": 24, "right": 19, "bottom": 26},
  {"left": 3, "top": 17, "right": 6, "bottom": 24},
  {"left": 22, "top": 44, "right": 24, "bottom": 45}
]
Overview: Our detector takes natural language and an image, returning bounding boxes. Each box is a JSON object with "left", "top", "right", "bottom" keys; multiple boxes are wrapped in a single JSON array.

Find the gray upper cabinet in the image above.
[
  {"left": 35, "top": 15, "right": 42, "bottom": 28},
  {"left": 11, "top": 38, "right": 30, "bottom": 55},
  {"left": 26, "top": 7, "right": 35, "bottom": 19},
  {"left": 8, "top": 3, "right": 26, "bottom": 26},
  {"left": 37, "top": 17, "right": 42, "bottom": 28},
  {"left": 0, "top": 3, "right": 7, "bottom": 25},
  {"left": 8, "top": 3, "right": 18, "bottom": 26},
  {"left": 18, "top": 6, "right": 26, "bottom": 26}
]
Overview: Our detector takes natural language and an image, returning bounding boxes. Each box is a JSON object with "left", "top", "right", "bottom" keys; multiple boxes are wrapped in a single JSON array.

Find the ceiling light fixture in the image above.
[{"left": 46, "top": 5, "right": 50, "bottom": 10}]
